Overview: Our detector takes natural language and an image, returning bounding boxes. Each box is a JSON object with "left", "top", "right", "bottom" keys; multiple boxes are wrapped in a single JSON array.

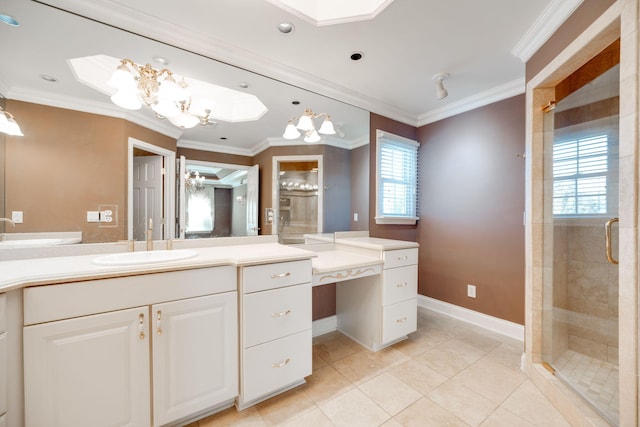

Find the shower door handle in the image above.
[{"left": 605, "top": 217, "right": 619, "bottom": 265}]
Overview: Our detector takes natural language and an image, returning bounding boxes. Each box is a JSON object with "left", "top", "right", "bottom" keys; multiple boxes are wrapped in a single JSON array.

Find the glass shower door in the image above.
[{"left": 542, "top": 64, "right": 620, "bottom": 425}]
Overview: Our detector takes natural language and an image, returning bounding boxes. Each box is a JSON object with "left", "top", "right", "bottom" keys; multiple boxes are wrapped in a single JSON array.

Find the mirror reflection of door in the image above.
[
  {"left": 177, "top": 158, "right": 258, "bottom": 239},
  {"left": 128, "top": 138, "right": 175, "bottom": 242},
  {"left": 132, "top": 154, "right": 163, "bottom": 241},
  {"left": 274, "top": 157, "right": 322, "bottom": 244}
]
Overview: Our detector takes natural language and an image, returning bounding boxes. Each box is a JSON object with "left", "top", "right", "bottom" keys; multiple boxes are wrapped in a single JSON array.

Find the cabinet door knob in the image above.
[
  {"left": 271, "top": 272, "right": 291, "bottom": 279},
  {"left": 272, "top": 358, "right": 291, "bottom": 368},
  {"left": 396, "top": 317, "right": 407, "bottom": 323},
  {"left": 398, "top": 255, "right": 408, "bottom": 260},
  {"left": 396, "top": 282, "right": 408, "bottom": 288},
  {"left": 156, "top": 310, "right": 163, "bottom": 336},
  {"left": 272, "top": 309, "right": 291, "bottom": 318},
  {"left": 138, "top": 313, "right": 146, "bottom": 340}
]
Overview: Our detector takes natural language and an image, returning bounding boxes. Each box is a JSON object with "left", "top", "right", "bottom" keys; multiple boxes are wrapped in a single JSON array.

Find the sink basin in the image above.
[
  {"left": 0, "top": 238, "right": 67, "bottom": 247},
  {"left": 92, "top": 249, "right": 198, "bottom": 266}
]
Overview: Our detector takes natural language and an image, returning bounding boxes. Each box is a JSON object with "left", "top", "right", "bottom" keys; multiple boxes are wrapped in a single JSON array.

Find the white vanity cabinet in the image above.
[
  {"left": 380, "top": 248, "right": 418, "bottom": 343},
  {"left": 23, "top": 266, "right": 238, "bottom": 427},
  {"left": 237, "top": 259, "right": 312, "bottom": 409},
  {"left": 0, "top": 294, "right": 7, "bottom": 427},
  {"left": 335, "top": 243, "right": 418, "bottom": 351}
]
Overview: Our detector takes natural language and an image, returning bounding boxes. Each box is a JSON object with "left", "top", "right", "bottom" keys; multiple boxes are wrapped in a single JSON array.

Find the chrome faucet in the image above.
[
  {"left": 146, "top": 218, "right": 153, "bottom": 251},
  {"left": 0, "top": 218, "right": 16, "bottom": 227}
]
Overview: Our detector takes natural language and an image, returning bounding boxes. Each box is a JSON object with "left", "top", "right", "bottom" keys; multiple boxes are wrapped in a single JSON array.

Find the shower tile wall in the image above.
[{"left": 553, "top": 220, "right": 618, "bottom": 364}]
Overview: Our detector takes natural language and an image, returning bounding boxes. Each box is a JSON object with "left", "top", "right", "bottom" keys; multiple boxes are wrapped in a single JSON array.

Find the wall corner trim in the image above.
[{"left": 417, "top": 295, "right": 524, "bottom": 342}]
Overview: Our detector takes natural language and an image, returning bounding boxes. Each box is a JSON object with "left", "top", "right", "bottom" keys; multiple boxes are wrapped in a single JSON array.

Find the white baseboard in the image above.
[
  {"left": 312, "top": 315, "right": 337, "bottom": 337},
  {"left": 418, "top": 295, "right": 524, "bottom": 342}
]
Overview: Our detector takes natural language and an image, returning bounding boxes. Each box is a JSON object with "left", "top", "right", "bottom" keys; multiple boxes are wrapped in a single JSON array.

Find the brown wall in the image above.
[
  {"left": 417, "top": 95, "right": 526, "bottom": 324},
  {"left": 369, "top": 113, "right": 419, "bottom": 242},
  {"left": 525, "top": 0, "right": 616, "bottom": 82},
  {"left": 351, "top": 143, "right": 369, "bottom": 231},
  {"left": 176, "top": 147, "right": 253, "bottom": 167},
  {"left": 4, "top": 100, "right": 176, "bottom": 243}
]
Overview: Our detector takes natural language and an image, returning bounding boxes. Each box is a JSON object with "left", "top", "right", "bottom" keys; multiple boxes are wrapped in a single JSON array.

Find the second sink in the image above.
[{"left": 92, "top": 249, "right": 198, "bottom": 266}]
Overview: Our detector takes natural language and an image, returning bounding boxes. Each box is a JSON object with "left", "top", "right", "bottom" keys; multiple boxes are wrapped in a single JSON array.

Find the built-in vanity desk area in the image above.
[{"left": 0, "top": 233, "right": 417, "bottom": 427}]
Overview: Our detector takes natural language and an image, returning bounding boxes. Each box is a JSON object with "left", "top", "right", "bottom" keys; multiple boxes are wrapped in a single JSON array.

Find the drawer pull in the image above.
[
  {"left": 271, "top": 272, "right": 291, "bottom": 279},
  {"left": 396, "top": 317, "right": 408, "bottom": 323},
  {"left": 397, "top": 255, "right": 408, "bottom": 261},
  {"left": 272, "top": 309, "right": 291, "bottom": 318},
  {"left": 396, "top": 282, "right": 408, "bottom": 288},
  {"left": 138, "top": 313, "right": 145, "bottom": 340},
  {"left": 272, "top": 358, "right": 291, "bottom": 368}
]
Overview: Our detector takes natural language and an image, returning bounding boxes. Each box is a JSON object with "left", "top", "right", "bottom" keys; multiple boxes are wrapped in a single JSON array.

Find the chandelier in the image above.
[
  {"left": 107, "top": 59, "right": 214, "bottom": 129},
  {"left": 185, "top": 170, "right": 205, "bottom": 192},
  {"left": 0, "top": 106, "right": 23, "bottom": 136},
  {"left": 282, "top": 108, "right": 335, "bottom": 143}
]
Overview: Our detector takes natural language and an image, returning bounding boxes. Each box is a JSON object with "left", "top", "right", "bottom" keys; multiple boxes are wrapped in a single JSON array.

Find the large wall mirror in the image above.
[{"left": 0, "top": 0, "right": 369, "bottom": 244}]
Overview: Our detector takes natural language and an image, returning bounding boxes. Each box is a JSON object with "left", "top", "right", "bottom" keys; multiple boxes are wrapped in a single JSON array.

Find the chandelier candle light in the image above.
[
  {"left": 283, "top": 108, "right": 336, "bottom": 143},
  {"left": 108, "top": 58, "right": 214, "bottom": 129},
  {"left": 0, "top": 106, "right": 23, "bottom": 136}
]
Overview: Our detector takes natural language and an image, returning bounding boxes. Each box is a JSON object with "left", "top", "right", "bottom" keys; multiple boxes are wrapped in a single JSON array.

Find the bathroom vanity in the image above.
[{"left": 0, "top": 233, "right": 418, "bottom": 427}]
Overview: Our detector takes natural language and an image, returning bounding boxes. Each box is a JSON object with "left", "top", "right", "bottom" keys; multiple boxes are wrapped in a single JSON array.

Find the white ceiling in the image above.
[{"left": 0, "top": 0, "right": 582, "bottom": 155}]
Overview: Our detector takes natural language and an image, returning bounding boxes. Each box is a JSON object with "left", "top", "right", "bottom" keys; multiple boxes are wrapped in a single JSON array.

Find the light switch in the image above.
[
  {"left": 87, "top": 211, "right": 100, "bottom": 222},
  {"left": 11, "top": 211, "right": 23, "bottom": 223}
]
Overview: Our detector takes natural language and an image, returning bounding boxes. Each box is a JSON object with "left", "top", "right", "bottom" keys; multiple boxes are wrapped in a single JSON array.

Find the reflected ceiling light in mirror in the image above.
[
  {"left": 283, "top": 108, "right": 336, "bottom": 143},
  {"left": 184, "top": 170, "right": 206, "bottom": 192},
  {"left": 69, "top": 55, "right": 269, "bottom": 126},
  {"left": 107, "top": 58, "right": 214, "bottom": 129},
  {"left": 0, "top": 106, "right": 24, "bottom": 136}
]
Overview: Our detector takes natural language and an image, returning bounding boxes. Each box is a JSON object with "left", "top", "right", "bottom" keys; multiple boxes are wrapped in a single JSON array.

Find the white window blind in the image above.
[
  {"left": 553, "top": 134, "right": 608, "bottom": 216},
  {"left": 375, "top": 131, "right": 419, "bottom": 225}
]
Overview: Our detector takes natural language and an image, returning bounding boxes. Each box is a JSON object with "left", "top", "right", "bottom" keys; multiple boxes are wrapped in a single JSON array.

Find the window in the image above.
[
  {"left": 186, "top": 187, "right": 215, "bottom": 233},
  {"left": 375, "top": 130, "right": 419, "bottom": 225},
  {"left": 553, "top": 134, "right": 609, "bottom": 216}
]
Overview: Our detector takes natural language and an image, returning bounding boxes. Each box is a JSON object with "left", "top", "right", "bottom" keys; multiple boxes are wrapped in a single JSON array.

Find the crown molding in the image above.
[
  {"left": 177, "top": 139, "right": 254, "bottom": 157},
  {"left": 511, "top": 0, "right": 583, "bottom": 62},
  {"left": 417, "top": 78, "right": 525, "bottom": 126},
  {"left": 7, "top": 85, "right": 183, "bottom": 139}
]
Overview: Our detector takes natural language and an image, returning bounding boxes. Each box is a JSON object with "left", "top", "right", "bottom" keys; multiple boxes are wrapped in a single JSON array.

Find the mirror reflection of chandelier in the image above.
[
  {"left": 0, "top": 106, "right": 23, "bottom": 136},
  {"left": 107, "top": 58, "right": 214, "bottom": 129},
  {"left": 282, "top": 108, "right": 336, "bottom": 143},
  {"left": 185, "top": 170, "right": 206, "bottom": 192}
]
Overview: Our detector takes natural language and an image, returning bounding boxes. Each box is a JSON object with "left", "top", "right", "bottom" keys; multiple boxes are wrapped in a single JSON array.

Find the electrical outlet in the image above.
[
  {"left": 353, "top": 212, "right": 358, "bottom": 221},
  {"left": 467, "top": 284, "right": 477, "bottom": 298},
  {"left": 11, "top": 211, "right": 23, "bottom": 223}
]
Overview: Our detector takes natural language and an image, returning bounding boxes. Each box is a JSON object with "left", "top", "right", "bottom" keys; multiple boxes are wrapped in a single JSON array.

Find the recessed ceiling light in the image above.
[
  {"left": 0, "top": 14, "right": 19, "bottom": 26},
  {"left": 292, "top": 100, "right": 300, "bottom": 105},
  {"left": 220, "top": 137, "right": 227, "bottom": 140},
  {"left": 277, "top": 22, "right": 294, "bottom": 34},
  {"left": 153, "top": 56, "right": 169, "bottom": 66},
  {"left": 350, "top": 51, "right": 364, "bottom": 61},
  {"left": 40, "top": 75, "right": 58, "bottom": 83},
  {"left": 238, "top": 82, "right": 249, "bottom": 89}
]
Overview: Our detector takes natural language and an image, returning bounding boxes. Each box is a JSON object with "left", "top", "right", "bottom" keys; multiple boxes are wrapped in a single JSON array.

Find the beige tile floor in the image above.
[{"left": 190, "top": 309, "right": 571, "bottom": 426}]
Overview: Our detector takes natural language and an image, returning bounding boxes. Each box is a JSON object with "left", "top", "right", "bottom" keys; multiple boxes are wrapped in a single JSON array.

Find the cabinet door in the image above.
[
  {"left": 152, "top": 292, "right": 238, "bottom": 427},
  {"left": 24, "top": 307, "right": 151, "bottom": 427}
]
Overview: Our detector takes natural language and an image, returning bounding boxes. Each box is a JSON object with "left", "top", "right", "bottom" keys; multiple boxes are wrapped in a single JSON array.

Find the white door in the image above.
[
  {"left": 133, "top": 155, "right": 163, "bottom": 241},
  {"left": 152, "top": 292, "right": 238, "bottom": 426},
  {"left": 246, "top": 165, "right": 259, "bottom": 235},
  {"left": 23, "top": 307, "right": 151, "bottom": 427}
]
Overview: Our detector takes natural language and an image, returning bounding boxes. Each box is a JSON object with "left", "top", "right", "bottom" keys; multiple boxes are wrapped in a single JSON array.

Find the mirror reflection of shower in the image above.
[{"left": 278, "top": 161, "right": 319, "bottom": 244}]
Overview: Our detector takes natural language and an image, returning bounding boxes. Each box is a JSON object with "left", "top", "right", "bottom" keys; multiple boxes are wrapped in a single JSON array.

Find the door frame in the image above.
[
  {"left": 127, "top": 137, "right": 175, "bottom": 240},
  {"left": 271, "top": 155, "right": 323, "bottom": 237}
]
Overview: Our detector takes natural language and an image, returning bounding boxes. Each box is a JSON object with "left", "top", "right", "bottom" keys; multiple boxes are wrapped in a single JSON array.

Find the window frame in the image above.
[{"left": 374, "top": 130, "right": 419, "bottom": 225}]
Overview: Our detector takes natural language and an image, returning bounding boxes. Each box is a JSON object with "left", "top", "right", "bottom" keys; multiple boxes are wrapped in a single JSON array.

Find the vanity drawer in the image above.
[
  {"left": 383, "top": 248, "right": 418, "bottom": 269},
  {"left": 381, "top": 298, "right": 417, "bottom": 344},
  {"left": 243, "top": 283, "right": 311, "bottom": 348},
  {"left": 242, "top": 329, "right": 312, "bottom": 404},
  {"left": 382, "top": 265, "right": 417, "bottom": 306},
  {"left": 0, "top": 294, "right": 5, "bottom": 332},
  {"left": 242, "top": 260, "right": 311, "bottom": 294}
]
